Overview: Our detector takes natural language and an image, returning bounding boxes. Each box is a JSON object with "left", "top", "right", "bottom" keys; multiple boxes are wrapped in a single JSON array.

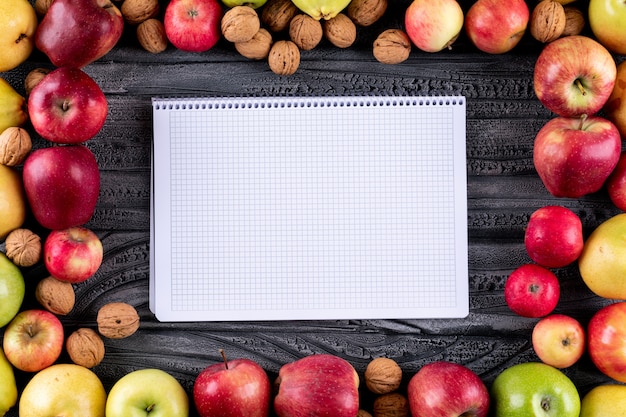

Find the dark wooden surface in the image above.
[{"left": 3, "top": 0, "right": 626, "bottom": 415}]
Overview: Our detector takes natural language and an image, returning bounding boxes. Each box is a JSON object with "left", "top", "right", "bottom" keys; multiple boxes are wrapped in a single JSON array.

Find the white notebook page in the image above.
[{"left": 150, "top": 96, "right": 468, "bottom": 322}]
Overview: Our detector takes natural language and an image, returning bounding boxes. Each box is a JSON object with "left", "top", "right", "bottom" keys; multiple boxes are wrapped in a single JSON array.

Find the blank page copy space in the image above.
[{"left": 151, "top": 96, "right": 468, "bottom": 322}]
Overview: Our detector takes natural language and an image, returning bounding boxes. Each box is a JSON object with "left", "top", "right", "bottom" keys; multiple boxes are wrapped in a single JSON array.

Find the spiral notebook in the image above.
[{"left": 150, "top": 95, "right": 468, "bottom": 322}]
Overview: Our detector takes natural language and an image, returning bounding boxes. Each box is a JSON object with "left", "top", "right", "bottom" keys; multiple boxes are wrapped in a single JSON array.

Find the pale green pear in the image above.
[
  {"left": 0, "top": 347, "right": 17, "bottom": 417},
  {"left": 0, "top": 77, "right": 27, "bottom": 133},
  {"left": 291, "top": 0, "right": 351, "bottom": 19}
]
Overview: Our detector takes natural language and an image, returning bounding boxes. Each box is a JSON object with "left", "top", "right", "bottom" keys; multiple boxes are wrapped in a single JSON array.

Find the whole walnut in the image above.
[
  {"left": 530, "top": 0, "right": 566, "bottom": 43},
  {"left": 373, "top": 29, "right": 411, "bottom": 65},
  {"left": 268, "top": 40, "right": 301, "bottom": 76},
  {"left": 347, "top": 0, "right": 388, "bottom": 27},
  {"left": 373, "top": 393, "right": 409, "bottom": 417},
  {"left": 0, "top": 127, "right": 32, "bottom": 166},
  {"left": 262, "top": 0, "right": 299, "bottom": 32},
  {"left": 235, "top": 28, "right": 273, "bottom": 60},
  {"left": 323, "top": 13, "right": 357, "bottom": 48},
  {"left": 66, "top": 328, "right": 106, "bottom": 368},
  {"left": 365, "top": 357, "right": 403, "bottom": 394},
  {"left": 97, "top": 302, "right": 140, "bottom": 339},
  {"left": 289, "top": 14, "right": 323, "bottom": 51},
  {"left": 222, "top": 5, "right": 261, "bottom": 43}
]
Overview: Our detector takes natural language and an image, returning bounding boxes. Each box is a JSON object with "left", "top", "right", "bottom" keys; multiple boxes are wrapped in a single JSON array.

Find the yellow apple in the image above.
[
  {"left": 580, "top": 384, "right": 626, "bottom": 417},
  {"left": 589, "top": 0, "right": 626, "bottom": 55},
  {"left": 605, "top": 60, "right": 626, "bottom": 138},
  {"left": 0, "top": 77, "right": 27, "bottom": 133},
  {"left": 0, "top": 0, "right": 37, "bottom": 72},
  {"left": 579, "top": 213, "right": 626, "bottom": 299},
  {"left": 0, "top": 347, "right": 17, "bottom": 416},
  {"left": 19, "top": 364, "right": 107, "bottom": 417}
]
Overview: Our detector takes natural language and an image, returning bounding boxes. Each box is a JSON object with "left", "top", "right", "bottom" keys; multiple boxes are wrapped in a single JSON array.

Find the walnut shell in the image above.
[
  {"left": 373, "top": 393, "right": 410, "bottom": 417},
  {"left": 66, "top": 328, "right": 105, "bottom": 368},
  {"left": 357, "top": 411, "right": 374, "bottom": 417},
  {"left": 97, "top": 302, "right": 140, "bottom": 339},
  {"left": 24, "top": 68, "right": 50, "bottom": 95},
  {"left": 0, "top": 127, "right": 32, "bottom": 166},
  {"left": 323, "top": 13, "right": 357, "bottom": 48},
  {"left": 222, "top": 5, "right": 261, "bottom": 43},
  {"left": 365, "top": 357, "right": 403, "bottom": 394},
  {"left": 5, "top": 228, "right": 41, "bottom": 267},
  {"left": 34, "top": 0, "right": 53, "bottom": 16},
  {"left": 137, "top": 18, "right": 168, "bottom": 53},
  {"left": 530, "top": 0, "right": 566, "bottom": 43},
  {"left": 373, "top": 29, "right": 411, "bottom": 65},
  {"left": 268, "top": 40, "right": 300, "bottom": 76},
  {"left": 121, "top": 0, "right": 160, "bottom": 25},
  {"left": 289, "top": 14, "right": 323, "bottom": 51},
  {"left": 562, "top": 6, "right": 585, "bottom": 37},
  {"left": 261, "top": 0, "right": 299, "bottom": 32},
  {"left": 235, "top": 28, "right": 273, "bottom": 60},
  {"left": 347, "top": 0, "right": 388, "bottom": 27},
  {"left": 35, "top": 276, "right": 76, "bottom": 316}
]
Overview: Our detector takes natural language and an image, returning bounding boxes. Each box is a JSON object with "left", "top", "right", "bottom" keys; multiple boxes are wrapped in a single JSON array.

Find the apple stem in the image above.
[
  {"left": 220, "top": 349, "right": 229, "bottom": 370},
  {"left": 579, "top": 114, "right": 588, "bottom": 130},
  {"left": 27, "top": 324, "right": 34, "bottom": 338},
  {"left": 146, "top": 404, "right": 155, "bottom": 412},
  {"left": 575, "top": 79, "right": 586, "bottom": 96}
]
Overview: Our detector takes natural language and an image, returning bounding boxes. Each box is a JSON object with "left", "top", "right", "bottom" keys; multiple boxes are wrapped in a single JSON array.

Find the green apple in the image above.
[
  {"left": 0, "top": 252, "right": 24, "bottom": 328},
  {"left": 0, "top": 0, "right": 37, "bottom": 72},
  {"left": 0, "top": 77, "right": 27, "bottom": 133},
  {"left": 221, "top": 0, "right": 267, "bottom": 9},
  {"left": 490, "top": 362, "right": 580, "bottom": 417},
  {"left": 19, "top": 364, "right": 107, "bottom": 417},
  {"left": 588, "top": 0, "right": 626, "bottom": 55},
  {"left": 106, "top": 368, "right": 189, "bottom": 417},
  {"left": 580, "top": 384, "right": 626, "bottom": 417},
  {"left": 0, "top": 347, "right": 17, "bottom": 416}
]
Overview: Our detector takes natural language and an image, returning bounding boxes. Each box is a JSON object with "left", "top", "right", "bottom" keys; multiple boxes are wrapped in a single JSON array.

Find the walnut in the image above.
[
  {"left": 268, "top": 40, "right": 300, "bottom": 76},
  {"left": 34, "top": 0, "right": 53, "bottom": 16},
  {"left": 35, "top": 276, "right": 76, "bottom": 316},
  {"left": 5, "top": 228, "right": 41, "bottom": 267},
  {"left": 357, "top": 410, "right": 374, "bottom": 417},
  {"left": 24, "top": 68, "right": 51, "bottom": 95},
  {"left": 530, "top": 0, "right": 566, "bottom": 43},
  {"left": 562, "top": 6, "right": 585, "bottom": 37},
  {"left": 0, "top": 127, "right": 32, "bottom": 166},
  {"left": 121, "top": 0, "right": 160, "bottom": 25},
  {"left": 97, "top": 302, "right": 140, "bottom": 339},
  {"left": 235, "top": 28, "right": 273, "bottom": 60},
  {"left": 365, "top": 357, "right": 403, "bottom": 394},
  {"left": 373, "top": 393, "right": 410, "bottom": 417},
  {"left": 66, "top": 328, "right": 106, "bottom": 368},
  {"left": 222, "top": 5, "right": 261, "bottom": 43},
  {"left": 347, "top": 0, "right": 387, "bottom": 27},
  {"left": 323, "top": 13, "right": 357, "bottom": 48},
  {"left": 373, "top": 29, "right": 411, "bottom": 65},
  {"left": 137, "top": 18, "right": 168, "bottom": 54},
  {"left": 261, "top": 0, "right": 299, "bottom": 33},
  {"left": 289, "top": 14, "right": 323, "bottom": 51}
]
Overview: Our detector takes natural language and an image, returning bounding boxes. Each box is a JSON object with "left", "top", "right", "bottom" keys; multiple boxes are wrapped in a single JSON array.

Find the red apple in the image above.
[
  {"left": 274, "top": 354, "right": 359, "bottom": 417},
  {"left": 524, "top": 205, "right": 584, "bottom": 268},
  {"left": 534, "top": 35, "right": 616, "bottom": 118},
  {"left": 35, "top": 0, "right": 124, "bottom": 68},
  {"left": 28, "top": 67, "right": 108, "bottom": 144},
  {"left": 3, "top": 309, "right": 64, "bottom": 373},
  {"left": 533, "top": 115, "right": 621, "bottom": 198},
  {"left": 407, "top": 361, "right": 489, "bottom": 417},
  {"left": 164, "top": 0, "right": 222, "bottom": 53},
  {"left": 505, "top": 263, "right": 560, "bottom": 318},
  {"left": 404, "top": 0, "right": 464, "bottom": 53},
  {"left": 44, "top": 227, "right": 104, "bottom": 284},
  {"left": 607, "top": 152, "right": 626, "bottom": 211},
  {"left": 193, "top": 350, "right": 270, "bottom": 417},
  {"left": 23, "top": 145, "right": 100, "bottom": 231},
  {"left": 588, "top": 301, "right": 626, "bottom": 383},
  {"left": 532, "top": 314, "right": 585, "bottom": 369},
  {"left": 464, "top": 0, "right": 529, "bottom": 54}
]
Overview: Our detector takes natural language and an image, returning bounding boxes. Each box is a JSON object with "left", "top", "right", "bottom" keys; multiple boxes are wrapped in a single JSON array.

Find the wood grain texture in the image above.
[{"left": 2, "top": 0, "right": 624, "bottom": 416}]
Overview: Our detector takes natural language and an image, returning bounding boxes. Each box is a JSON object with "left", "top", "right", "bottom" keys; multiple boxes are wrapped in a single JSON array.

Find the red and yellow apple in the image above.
[
  {"left": 605, "top": 60, "right": 626, "bottom": 138},
  {"left": 588, "top": 0, "right": 626, "bottom": 55},
  {"left": 464, "top": 0, "right": 529, "bottom": 54},
  {"left": 587, "top": 301, "right": 626, "bottom": 383},
  {"left": 532, "top": 314, "right": 585, "bottom": 369},
  {"left": 404, "top": 0, "right": 463, "bottom": 53},
  {"left": 44, "top": 226, "right": 104, "bottom": 284}
]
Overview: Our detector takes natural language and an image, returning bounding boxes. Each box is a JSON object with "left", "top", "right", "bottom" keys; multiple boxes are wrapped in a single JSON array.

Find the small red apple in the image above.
[
  {"left": 533, "top": 116, "right": 621, "bottom": 198},
  {"left": 3, "top": 309, "right": 64, "bottom": 373},
  {"left": 407, "top": 361, "right": 490, "bottom": 417},
  {"left": 524, "top": 205, "right": 584, "bottom": 268},
  {"left": 44, "top": 226, "right": 104, "bottom": 284},
  {"left": 28, "top": 67, "right": 108, "bottom": 144},
  {"left": 587, "top": 301, "right": 626, "bottom": 383},
  {"left": 532, "top": 314, "right": 585, "bottom": 369},
  {"left": 193, "top": 350, "right": 271, "bottom": 417},
  {"left": 164, "top": 0, "right": 222, "bottom": 53},
  {"left": 505, "top": 263, "right": 560, "bottom": 318},
  {"left": 274, "top": 354, "right": 360, "bottom": 417},
  {"left": 606, "top": 152, "right": 626, "bottom": 211},
  {"left": 464, "top": 0, "right": 529, "bottom": 54}
]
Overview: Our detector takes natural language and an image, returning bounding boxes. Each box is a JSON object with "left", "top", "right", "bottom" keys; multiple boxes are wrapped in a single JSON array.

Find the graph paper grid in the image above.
[{"left": 150, "top": 96, "right": 468, "bottom": 322}]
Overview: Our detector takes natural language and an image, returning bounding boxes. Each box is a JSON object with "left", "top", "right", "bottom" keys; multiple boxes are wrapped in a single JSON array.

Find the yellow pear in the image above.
[
  {"left": 0, "top": 347, "right": 17, "bottom": 416},
  {"left": 579, "top": 213, "right": 626, "bottom": 299},
  {"left": 0, "top": 77, "right": 27, "bottom": 133},
  {"left": 0, "top": 0, "right": 37, "bottom": 72},
  {"left": 580, "top": 384, "right": 626, "bottom": 417}
]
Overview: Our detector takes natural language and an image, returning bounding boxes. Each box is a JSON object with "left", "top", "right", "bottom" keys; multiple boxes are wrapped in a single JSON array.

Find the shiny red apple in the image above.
[
  {"left": 588, "top": 301, "right": 626, "bottom": 383},
  {"left": 164, "top": 0, "right": 222, "bottom": 53},
  {"left": 606, "top": 152, "right": 626, "bottom": 211},
  {"left": 464, "top": 0, "right": 529, "bottom": 54},
  {"left": 23, "top": 145, "right": 100, "bottom": 230},
  {"left": 35, "top": 0, "right": 124, "bottom": 68},
  {"left": 505, "top": 263, "right": 560, "bottom": 318},
  {"left": 44, "top": 227, "right": 104, "bottom": 284}
]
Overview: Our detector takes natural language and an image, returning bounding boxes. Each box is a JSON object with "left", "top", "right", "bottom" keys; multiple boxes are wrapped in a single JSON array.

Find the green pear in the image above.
[
  {"left": 0, "top": 347, "right": 17, "bottom": 416},
  {"left": 0, "top": 77, "right": 27, "bottom": 133},
  {"left": 291, "top": 0, "right": 351, "bottom": 19}
]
